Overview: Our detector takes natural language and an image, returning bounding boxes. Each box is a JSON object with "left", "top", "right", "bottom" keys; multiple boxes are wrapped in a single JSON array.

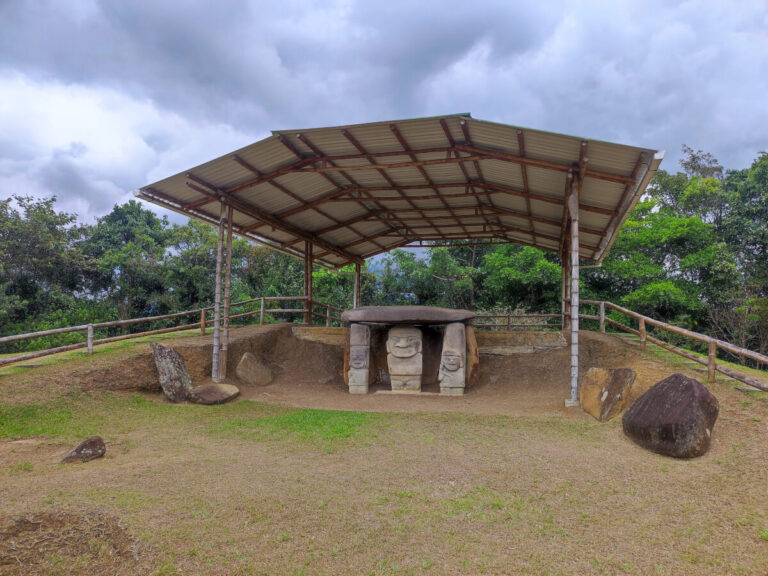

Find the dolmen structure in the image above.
[{"left": 341, "top": 306, "right": 479, "bottom": 395}]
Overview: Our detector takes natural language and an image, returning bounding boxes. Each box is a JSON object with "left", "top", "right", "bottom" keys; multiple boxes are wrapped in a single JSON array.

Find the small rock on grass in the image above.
[
  {"left": 61, "top": 436, "right": 106, "bottom": 463},
  {"left": 189, "top": 383, "right": 240, "bottom": 405}
]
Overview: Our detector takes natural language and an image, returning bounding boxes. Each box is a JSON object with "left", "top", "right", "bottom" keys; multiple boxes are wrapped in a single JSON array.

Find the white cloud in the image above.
[
  {"left": 0, "top": 0, "right": 766, "bottom": 224},
  {"left": 0, "top": 74, "right": 255, "bottom": 221}
]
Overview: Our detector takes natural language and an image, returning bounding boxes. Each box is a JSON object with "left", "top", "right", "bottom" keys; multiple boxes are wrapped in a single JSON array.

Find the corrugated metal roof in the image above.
[{"left": 136, "top": 114, "right": 663, "bottom": 267}]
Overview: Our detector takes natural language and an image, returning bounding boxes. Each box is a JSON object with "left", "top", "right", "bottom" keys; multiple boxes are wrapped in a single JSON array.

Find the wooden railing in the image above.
[
  {"left": 581, "top": 299, "right": 768, "bottom": 392},
  {"left": 0, "top": 296, "right": 343, "bottom": 368},
  {"left": 5, "top": 296, "right": 766, "bottom": 392},
  {"left": 473, "top": 312, "right": 563, "bottom": 330}
]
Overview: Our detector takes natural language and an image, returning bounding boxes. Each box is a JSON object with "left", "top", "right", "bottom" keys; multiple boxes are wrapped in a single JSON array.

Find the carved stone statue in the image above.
[
  {"left": 439, "top": 322, "right": 466, "bottom": 394},
  {"left": 386, "top": 326, "right": 423, "bottom": 391},
  {"left": 347, "top": 324, "right": 371, "bottom": 394}
]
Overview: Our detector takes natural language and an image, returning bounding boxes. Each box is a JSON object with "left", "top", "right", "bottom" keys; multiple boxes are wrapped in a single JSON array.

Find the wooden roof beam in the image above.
[
  {"left": 184, "top": 174, "right": 363, "bottom": 264},
  {"left": 324, "top": 183, "right": 617, "bottom": 216},
  {"left": 390, "top": 122, "right": 470, "bottom": 236},
  {"left": 292, "top": 132, "right": 398, "bottom": 249},
  {"left": 271, "top": 137, "right": 387, "bottom": 252},
  {"left": 281, "top": 209, "right": 388, "bottom": 248},
  {"left": 341, "top": 129, "right": 443, "bottom": 237},
  {"left": 516, "top": 130, "right": 536, "bottom": 243}
]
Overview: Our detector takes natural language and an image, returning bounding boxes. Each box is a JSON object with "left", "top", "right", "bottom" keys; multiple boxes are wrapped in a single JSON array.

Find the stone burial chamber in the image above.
[{"left": 341, "top": 306, "right": 479, "bottom": 395}]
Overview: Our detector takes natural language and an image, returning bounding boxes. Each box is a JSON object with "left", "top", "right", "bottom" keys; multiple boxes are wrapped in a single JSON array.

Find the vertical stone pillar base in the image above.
[{"left": 347, "top": 324, "right": 371, "bottom": 394}]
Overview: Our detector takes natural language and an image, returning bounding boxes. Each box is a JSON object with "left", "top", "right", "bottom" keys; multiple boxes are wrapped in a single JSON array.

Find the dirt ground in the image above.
[{"left": 1, "top": 325, "right": 767, "bottom": 575}]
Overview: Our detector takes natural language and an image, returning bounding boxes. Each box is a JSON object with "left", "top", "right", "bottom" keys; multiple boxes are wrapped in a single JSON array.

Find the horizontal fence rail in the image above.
[
  {"left": 4, "top": 296, "right": 767, "bottom": 393},
  {"left": 473, "top": 312, "right": 563, "bottom": 330},
  {"left": 0, "top": 295, "right": 343, "bottom": 369},
  {"left": 580, "top": 299, "right": 768, "bottom": 392}
]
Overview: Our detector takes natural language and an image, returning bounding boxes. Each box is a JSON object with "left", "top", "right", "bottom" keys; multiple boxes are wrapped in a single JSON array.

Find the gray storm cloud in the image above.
[{"left": 0, "top": 0, "right": 766, "bottom": 221}]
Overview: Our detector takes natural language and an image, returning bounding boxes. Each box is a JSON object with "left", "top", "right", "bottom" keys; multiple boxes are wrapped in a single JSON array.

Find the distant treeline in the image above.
[{"left": 1, "top": 148, "right": 766, "bottom": 357}]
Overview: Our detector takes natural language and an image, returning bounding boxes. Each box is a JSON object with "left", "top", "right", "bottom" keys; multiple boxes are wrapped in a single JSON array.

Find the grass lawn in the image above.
[{"left": 1, "top": 386, "right": 767, "bottom": 575}]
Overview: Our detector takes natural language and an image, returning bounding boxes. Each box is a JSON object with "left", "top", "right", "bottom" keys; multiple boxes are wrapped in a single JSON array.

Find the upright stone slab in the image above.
[
  {"left": 465, "top": 325, "right": 480, "bottom": 388},
  {"left": 150, "top": 342, "right": 192, "bottom": 402},
  {"left": 347, "top": 324, "right": 371, "bottom": 394},
  {"left": 386, "top": 326, "right": 423, "bottom": 391},
  {"left": 622, "top": 373, "right": 720, "bottom": 458},
  {"left": 439, "top": 323, "right": 466, "bottom": 395},
  {"left": 580, "top": 368, "right": 636, "bottom": 422}
]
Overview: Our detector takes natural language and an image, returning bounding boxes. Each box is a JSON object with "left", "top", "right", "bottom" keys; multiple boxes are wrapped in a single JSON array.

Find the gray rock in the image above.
[
  {"left": 622, "top": 373, "right": 719, "bottom": 458},
  {"left": 235, "top": 352, "right": 273, "bottom": 386},
  {"left": 189, "top": 383, "right": 240, "bottom": 405},
  {"left": 61, "top": 436, "right": 106, "bottom": 463},
  {"left": 150, "top": 343, "right": 192, "bottom": 402}
]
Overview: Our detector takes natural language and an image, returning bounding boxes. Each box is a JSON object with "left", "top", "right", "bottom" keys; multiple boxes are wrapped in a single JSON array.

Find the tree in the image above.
[
  {"left": 481, "top": 245, "right": 561, "bottom": 312},
  {"left": 82, "top": 201, "right": 172, "bottom": 320},
  {"left": 165, "top": 219, "right": 250, "bottom": 309},
  {"left": 0, "top": 195, "right": 90, "bottom": 331}
]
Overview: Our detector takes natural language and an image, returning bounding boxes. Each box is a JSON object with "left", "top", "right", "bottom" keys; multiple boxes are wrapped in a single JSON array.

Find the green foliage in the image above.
[
  {"left": 482, "top": 245, "right": 561, "bottom": 311},
  {"left": 216, "top": 408, "right": 381, "bottom": 448},
  {"left": 2, "top": 146, "right": 768, "bottom": 358},
  {"left": 0, "top": 402, "right": 77, "bottom": 439}
]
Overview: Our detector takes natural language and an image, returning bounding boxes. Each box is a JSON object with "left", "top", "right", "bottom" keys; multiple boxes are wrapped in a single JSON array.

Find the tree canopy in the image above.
[{"left": 2, "top": 148, "right": 766, "bottom": 356}]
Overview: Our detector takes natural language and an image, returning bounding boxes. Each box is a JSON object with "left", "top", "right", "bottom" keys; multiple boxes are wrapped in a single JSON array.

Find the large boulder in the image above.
[
  {"left": 189, "top": 383, "right": 240, "bottom": 405},
  {"left": 61, "top": 436, "right": 106, "bottom": 463},
  {"left": 150, "top": 343, "right": 192, "bottom": 402},
  {"left": 235, "top": 352, "right": 273, "bottom": 386},
  {"left": 622, "top": 373, "right": 719, "bottom": 458},
  {"left": 580, "top": 368, "right": 636, "bottom": 422}
]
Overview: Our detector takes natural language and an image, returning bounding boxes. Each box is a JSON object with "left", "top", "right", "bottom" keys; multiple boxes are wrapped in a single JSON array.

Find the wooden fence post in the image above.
[
  {"left": 599, "top": 302, "right": 605, "bottom": 333},
  {"left": 639, "top": 318, "right": 646, "bottom": 351},
  {"left": 200, "top": 309, "right": 206, "bottom": 336},
  {"left": 259, "top": 298, "right": 265, "bottom": 325},
  {"left": 326, "top": 305, "right": 331, "bottom": 327},
  {"left": 87, "top": 325, "right": 94, "bottom": 355},
  {"left": 708, "top": 340, "right": 717, "bottom": 383}
]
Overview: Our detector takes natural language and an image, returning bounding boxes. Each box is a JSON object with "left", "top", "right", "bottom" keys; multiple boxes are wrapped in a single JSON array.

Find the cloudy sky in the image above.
[{"left": 1, "top": 0, "right": 767, "bottom": 223}]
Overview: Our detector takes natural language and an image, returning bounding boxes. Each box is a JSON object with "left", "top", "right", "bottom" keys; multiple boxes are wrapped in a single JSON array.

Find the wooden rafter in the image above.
[
  {"left": 184, "top": 174, "right": 363, "bottom": 264},
  {"left": 270, "top": 137, "right": 387, "bottom": 253},
  {"left": 252, "top": 146, "right": 633, "bottom": 185},
  {"left": 591, "top": 151, "right": 648, "bottom": 260},
  {"left": 516, "top": 130, "right": 536, "bottom": 243},
  {"left": 341, "top": 129, "right": 443, "bottom": 237},
  {"left": 139, "top": 116, "right": 659, "bottom": 267},
  {"left": 292, "top": 132, "right": 403, "bottom": 246},
  {"left": 323, "top": 183, "right": 616, "bottom": 216},
  {"left": 390, "top": 123, "right": 470, "bottom": 236}
]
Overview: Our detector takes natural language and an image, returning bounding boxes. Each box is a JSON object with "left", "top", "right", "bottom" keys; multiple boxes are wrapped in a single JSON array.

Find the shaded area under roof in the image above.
[{"left": 136, "top": 114, "right": 663, "bottom": 268}]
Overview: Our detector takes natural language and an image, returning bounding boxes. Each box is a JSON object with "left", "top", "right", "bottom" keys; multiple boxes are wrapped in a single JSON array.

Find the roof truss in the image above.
[{"left": 136, "top": 114, "right": 662, "bottom": 267}]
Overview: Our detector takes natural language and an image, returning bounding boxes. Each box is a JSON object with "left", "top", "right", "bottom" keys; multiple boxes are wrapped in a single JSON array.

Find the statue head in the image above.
[
  {"left": 350, "top": 346, "right": 368, "bottom": 370},
  {"left": 386, "top": 326, "right": 422, "bottom": 358},
  {"left": 441, "top": 351, "right": 463, "bottom": 372},
  {"left": 440, "top": 322, "right": 466, "bottom": 374}
]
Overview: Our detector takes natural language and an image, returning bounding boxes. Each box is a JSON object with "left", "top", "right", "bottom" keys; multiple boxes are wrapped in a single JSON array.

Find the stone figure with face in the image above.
[
  {"left": 386, "top": 326, "right": 423, "bottom": 391},
  {"left": 386, "top": 327, "right": 422, "bottom": 358},
  {"left": 439, "top": 322, "right": 466, "bottom": 392},
  {"left": 349, "top": 346, "right": 369, "bottom": 370},
  {"left": 347, "top": 323, "right": 371, "bottom": 394}
]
